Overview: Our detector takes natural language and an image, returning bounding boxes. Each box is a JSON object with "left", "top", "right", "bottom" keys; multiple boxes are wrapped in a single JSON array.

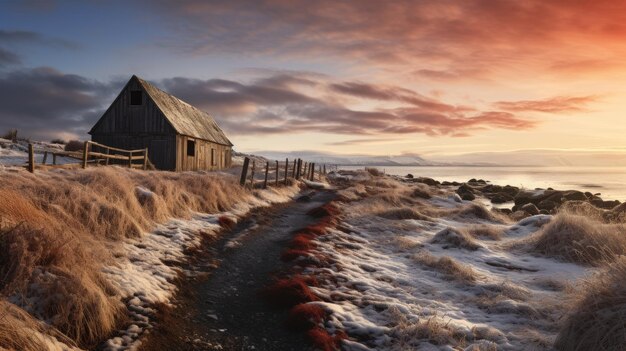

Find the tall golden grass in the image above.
[
  {"left": 0, "top": 166, "right": 250, "bottom": 349},
  {"left": 524, "top": 213, "right": 626, "bottom": 265},
  {"left": 555, "top": 256, "right": 626, "bottom": 351}
]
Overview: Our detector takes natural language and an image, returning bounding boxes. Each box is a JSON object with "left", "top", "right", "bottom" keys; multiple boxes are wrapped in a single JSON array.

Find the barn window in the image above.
[
  {"left": 130, "top": 90, "right": 143, "bottom": 105},
  {"left": 211, "top": 148, "right": 215, "bottom": 166},
  {"left": 187, "top": 140, "right": 195, "bottom": 157}
]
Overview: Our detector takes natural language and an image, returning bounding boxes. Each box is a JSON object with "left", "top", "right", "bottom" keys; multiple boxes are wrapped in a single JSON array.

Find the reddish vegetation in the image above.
[
  {"left": 307, "top": 327, "right": 344, "bottom": 351},
  {"left": 307, "top": 203, "right": 340, "bottom": 218},
  {"left": 288, "top": 303, "right": 327, "bottom": 330},
  {"left": 261, "top": 276, "right": 319, "bottom": 308},
  {"left": 290, "top": 233, "right": 316, "bottom": 250},
  {"left": 218, "top": 215, "right": 236, "bottom": 230},
  {"left": 268, "top": 200, "right": 348, "bottom": 349}
]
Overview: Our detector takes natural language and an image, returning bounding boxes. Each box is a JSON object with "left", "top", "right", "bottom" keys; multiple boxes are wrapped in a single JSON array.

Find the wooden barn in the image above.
[{"left": 89, "top": 75, "right": 233, "bottom": 171}]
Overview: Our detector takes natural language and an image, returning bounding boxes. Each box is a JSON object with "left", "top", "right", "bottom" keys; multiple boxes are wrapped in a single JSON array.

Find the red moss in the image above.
[
  {"left": 307, "top": 203, "right": 340, "bottom": 218},
  {"left": 290, "top": 233, "right": 316, "bottom": 250},
  {"left": 307, "top": 328, "right": 337, "bottom": 351},
  {"left": 217, "top": 215, "right": 236, "bottom": 230},
  {"left": 301, "top": 221, "right": 332, "bottom": 236},
  {"left": 288, "top": 303, "right": 327, "bottom": 330},
  {"left": 261, "top": 276, "right": 318, "bottom": 308}
]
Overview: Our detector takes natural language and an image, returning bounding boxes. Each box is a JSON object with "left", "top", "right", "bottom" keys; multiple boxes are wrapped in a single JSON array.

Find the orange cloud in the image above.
[{"left": 494, "top": 96, "right": 598, "bottom": 113}]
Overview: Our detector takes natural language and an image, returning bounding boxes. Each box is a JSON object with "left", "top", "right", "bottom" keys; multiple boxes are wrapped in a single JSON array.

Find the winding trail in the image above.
[{"left": 139, "top": 189, "right": 336, "bottom": 351}]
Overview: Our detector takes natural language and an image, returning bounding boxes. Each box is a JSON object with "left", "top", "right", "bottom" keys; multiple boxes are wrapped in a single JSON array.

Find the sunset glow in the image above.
[{"left": 1, "top": 0, "right": 626, "bottom": 159}]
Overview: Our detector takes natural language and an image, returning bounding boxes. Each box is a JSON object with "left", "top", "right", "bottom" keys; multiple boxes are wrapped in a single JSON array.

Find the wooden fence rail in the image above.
[
  {"left": 239, "top": 157, "right": 332, "bottom": 188},
  {"left": 27, "top": 141, "right": 150, "bottom": 173}
]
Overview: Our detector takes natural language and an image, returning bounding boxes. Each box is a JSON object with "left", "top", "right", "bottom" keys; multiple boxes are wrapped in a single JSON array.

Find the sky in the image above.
[{"left": 1, "top": 0, "right": 626, "bottom": 159}]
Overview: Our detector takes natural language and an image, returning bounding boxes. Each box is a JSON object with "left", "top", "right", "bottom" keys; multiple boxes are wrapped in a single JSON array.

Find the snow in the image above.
[
  {"left": 303, "top": 182, "right": 593, "bottom": 350},
  {"left": 101, "top": 183, "right": 300, "bottom": 351},
  {"left": 0, "top": 139, "right": 78, "bottom": 166}
]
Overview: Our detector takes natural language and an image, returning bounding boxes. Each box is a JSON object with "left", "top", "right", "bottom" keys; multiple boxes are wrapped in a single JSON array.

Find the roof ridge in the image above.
[{"left": 135, "top": 76, "right": 233, "bottom": 146}]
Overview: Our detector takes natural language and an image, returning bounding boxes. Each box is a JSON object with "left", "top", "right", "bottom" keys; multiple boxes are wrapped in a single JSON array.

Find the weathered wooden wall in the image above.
[{"left": 176, "top": 135, "right": 232, "bottom": 171}]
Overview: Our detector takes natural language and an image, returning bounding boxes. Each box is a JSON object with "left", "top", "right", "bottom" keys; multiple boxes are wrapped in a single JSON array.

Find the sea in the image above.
[{"left": 339, "top": 166, "right": 626, "bottom": 202}]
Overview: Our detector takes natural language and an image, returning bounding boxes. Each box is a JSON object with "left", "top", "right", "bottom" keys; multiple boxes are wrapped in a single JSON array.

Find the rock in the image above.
[
  {"left": 590, "top": 198, "right": 605, "bottom": 208},
  {"left": 416, "top": 177, "right": 439, "bottom": 186},
  {"left": 537, "top": 200, "right": 558, "bottom": 211},
  {"left": 441, "top": 181, "right": 453, "bottom": 186},
  {"left": 456, "top": 183, "right": 476, "bottom": 201},
  {"left": 584, "top": 191, "right": 594, "bottom": 199},
  {"left": 457, "top": 183, "right": 474, "bottom": 193},
  {"left": 539, "top": 209, "right": 550, "bottom": 215},
  {"left": 521, "top": 203, "right": 540, "bottom": 216},
  {"left": 562, "top": 190, "right": 587, "bottom": 201},
  {"left": 459, "top": 192, "right": 476, "bottom": 201},
  {"left": 490, "top": 193, "right": 514, "bottom": 204},
  {"left": 406, "top": 174, "right": 414, "bottom": 179}
]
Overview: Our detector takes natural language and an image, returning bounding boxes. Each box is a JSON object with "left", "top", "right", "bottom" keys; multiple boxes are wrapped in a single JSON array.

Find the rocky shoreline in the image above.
[{"left": 403, "top": 174, "right": 626, "bottom": 222}]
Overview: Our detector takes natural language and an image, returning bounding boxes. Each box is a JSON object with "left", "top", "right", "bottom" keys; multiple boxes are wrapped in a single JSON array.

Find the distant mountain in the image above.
[
  {"left": 246, "top": 149, "right": 626, "bottom": 168},
  {"left": 250, "top": 151, "right": 438, "bottom": 166},
  {"left": 433, "top": 149, "right": 626, "bottom": 167}
]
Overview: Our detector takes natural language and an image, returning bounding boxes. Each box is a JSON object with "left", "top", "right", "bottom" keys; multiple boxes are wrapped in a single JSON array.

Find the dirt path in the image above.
[{"left": 139, "top": 189, "right": 336, "bottom": 351}]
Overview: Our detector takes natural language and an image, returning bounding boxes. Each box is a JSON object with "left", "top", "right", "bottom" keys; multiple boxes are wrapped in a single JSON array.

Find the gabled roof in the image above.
[{"left": 136, "top": 76, "right": 233, "bottom": 146}]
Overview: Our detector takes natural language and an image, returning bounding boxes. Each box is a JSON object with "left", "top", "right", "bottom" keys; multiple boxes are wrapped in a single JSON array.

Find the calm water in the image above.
[{"left": 340, "top": 166, "right": 626, "bottom": 201}]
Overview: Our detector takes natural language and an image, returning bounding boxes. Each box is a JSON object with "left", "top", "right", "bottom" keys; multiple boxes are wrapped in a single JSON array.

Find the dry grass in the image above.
[
  {"left": 377, "top": 207, "right": 433, "bottom": 221},
  {"left": 412, "top": 251, "right": 478, "bottom": 283},
  {"left": 465, "top": 224, "right": 505, "bottom": 241},
  {"left": 451, "top": 203, "right": 510, "bottom": 224},
  {"left": 0, "top": 300, "right": 76, "bottom": 351},
  {"left": 431, "top": 227, "right": 482, "bottom": 251},
  {"left": 555, "top": 256, "right": 626, "bottom": 351},
  {"left": 525, "top": 213, "right": 626, "bottom": 265},
  {"left": 0, "top": 166, "right": 251, "bottom": 349}
]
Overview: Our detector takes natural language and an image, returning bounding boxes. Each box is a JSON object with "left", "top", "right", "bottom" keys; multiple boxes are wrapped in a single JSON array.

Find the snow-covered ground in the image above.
[
  {"left": 99, "top": 184, "right": 301, "bottom": 351},
  {"left": 302, "top": 174, "right": 593, "bottom": 350},
  {"left": 0, "top": 138, "right": 77, "bottom": 166}
]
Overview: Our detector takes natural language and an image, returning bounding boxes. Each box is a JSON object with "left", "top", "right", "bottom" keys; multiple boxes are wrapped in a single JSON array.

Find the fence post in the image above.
[
  {"left": 263, "top": 162, "right": 269, "bottom": 189},
  {"left": 295, "top": 159, "right": 301, "bottom": 179},
  {"left": 275, "top": 160, "right": 279, "bottom": 186},
  {"left": 284, "top": 158, "right": 289, "bottom": 185},
  {"left": 128, "top": 151, "right": 133, "bottom": 168},
  {"left": 310, "top": 163, "right": 315, "bottom": 180},
  {"left": 28, "top": 144, "right": 34, "bottom": 173},
  {"left": 323, "top": 164, "right": 326, "bottom": 175},
  {"left": 42, "top": 151, "right": 48, "bottom": 165},
  {"left": 291, "top": 158, "right": 297, "bottom": 178},
  {"left": 249, "top": 160, "right": 256, "bottom": 188},
  {"left": 240, "top": 157, "right": 250, "bottom": 186},
  {"left": 82, "top": 141, "right": 89, "bottom": 169},
  {"left": 53, "top": 153, "right": 57, "bottom": 165},
  {"left": 105, "top": 148, "right": 110, "bottom": 166},
  {"left": 143, "top": 148, "right": 149, "bottom": 170}
]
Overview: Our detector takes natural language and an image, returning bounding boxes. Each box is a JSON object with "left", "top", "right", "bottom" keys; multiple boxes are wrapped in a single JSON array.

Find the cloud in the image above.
[
  {"left": 0, "top": 67, "right": 119, "bottom": 139},
  {"left": 145, "top": 0, "right": 626, "bottom": 79},
  {"left": 326, "top": 138, "right": 397, "bottom": 146},
  {"left": 153, "top": 72, "right": 536, "bottom": 137},
  {"left": 0, "top": 47, "right": 20, "bottom": 66},
  {"left": 0, "top": 29, "right": 80, "bottom": 50},
  {"left": 494, "top": 96, "right": 597, "bottom": 113},
  {"left": 0, "top": 68, "right": 540, "bottom": 141}
]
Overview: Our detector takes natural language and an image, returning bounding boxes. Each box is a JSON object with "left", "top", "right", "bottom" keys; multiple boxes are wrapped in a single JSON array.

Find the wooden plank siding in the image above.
[
  {"left": 175, "top": 135, "right": 232, "bottom": 171},
  {"left": 90, "top": 76, "right": 232, "bottom": 171}
]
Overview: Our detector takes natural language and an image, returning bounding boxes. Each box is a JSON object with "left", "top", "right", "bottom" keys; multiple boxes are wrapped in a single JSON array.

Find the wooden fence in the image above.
[
  {"left": 27, "top": 141, "right": 151, "bottom": 173},
  {"left": 239, "top": 157, "right": 337, "bottom": 188}
]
